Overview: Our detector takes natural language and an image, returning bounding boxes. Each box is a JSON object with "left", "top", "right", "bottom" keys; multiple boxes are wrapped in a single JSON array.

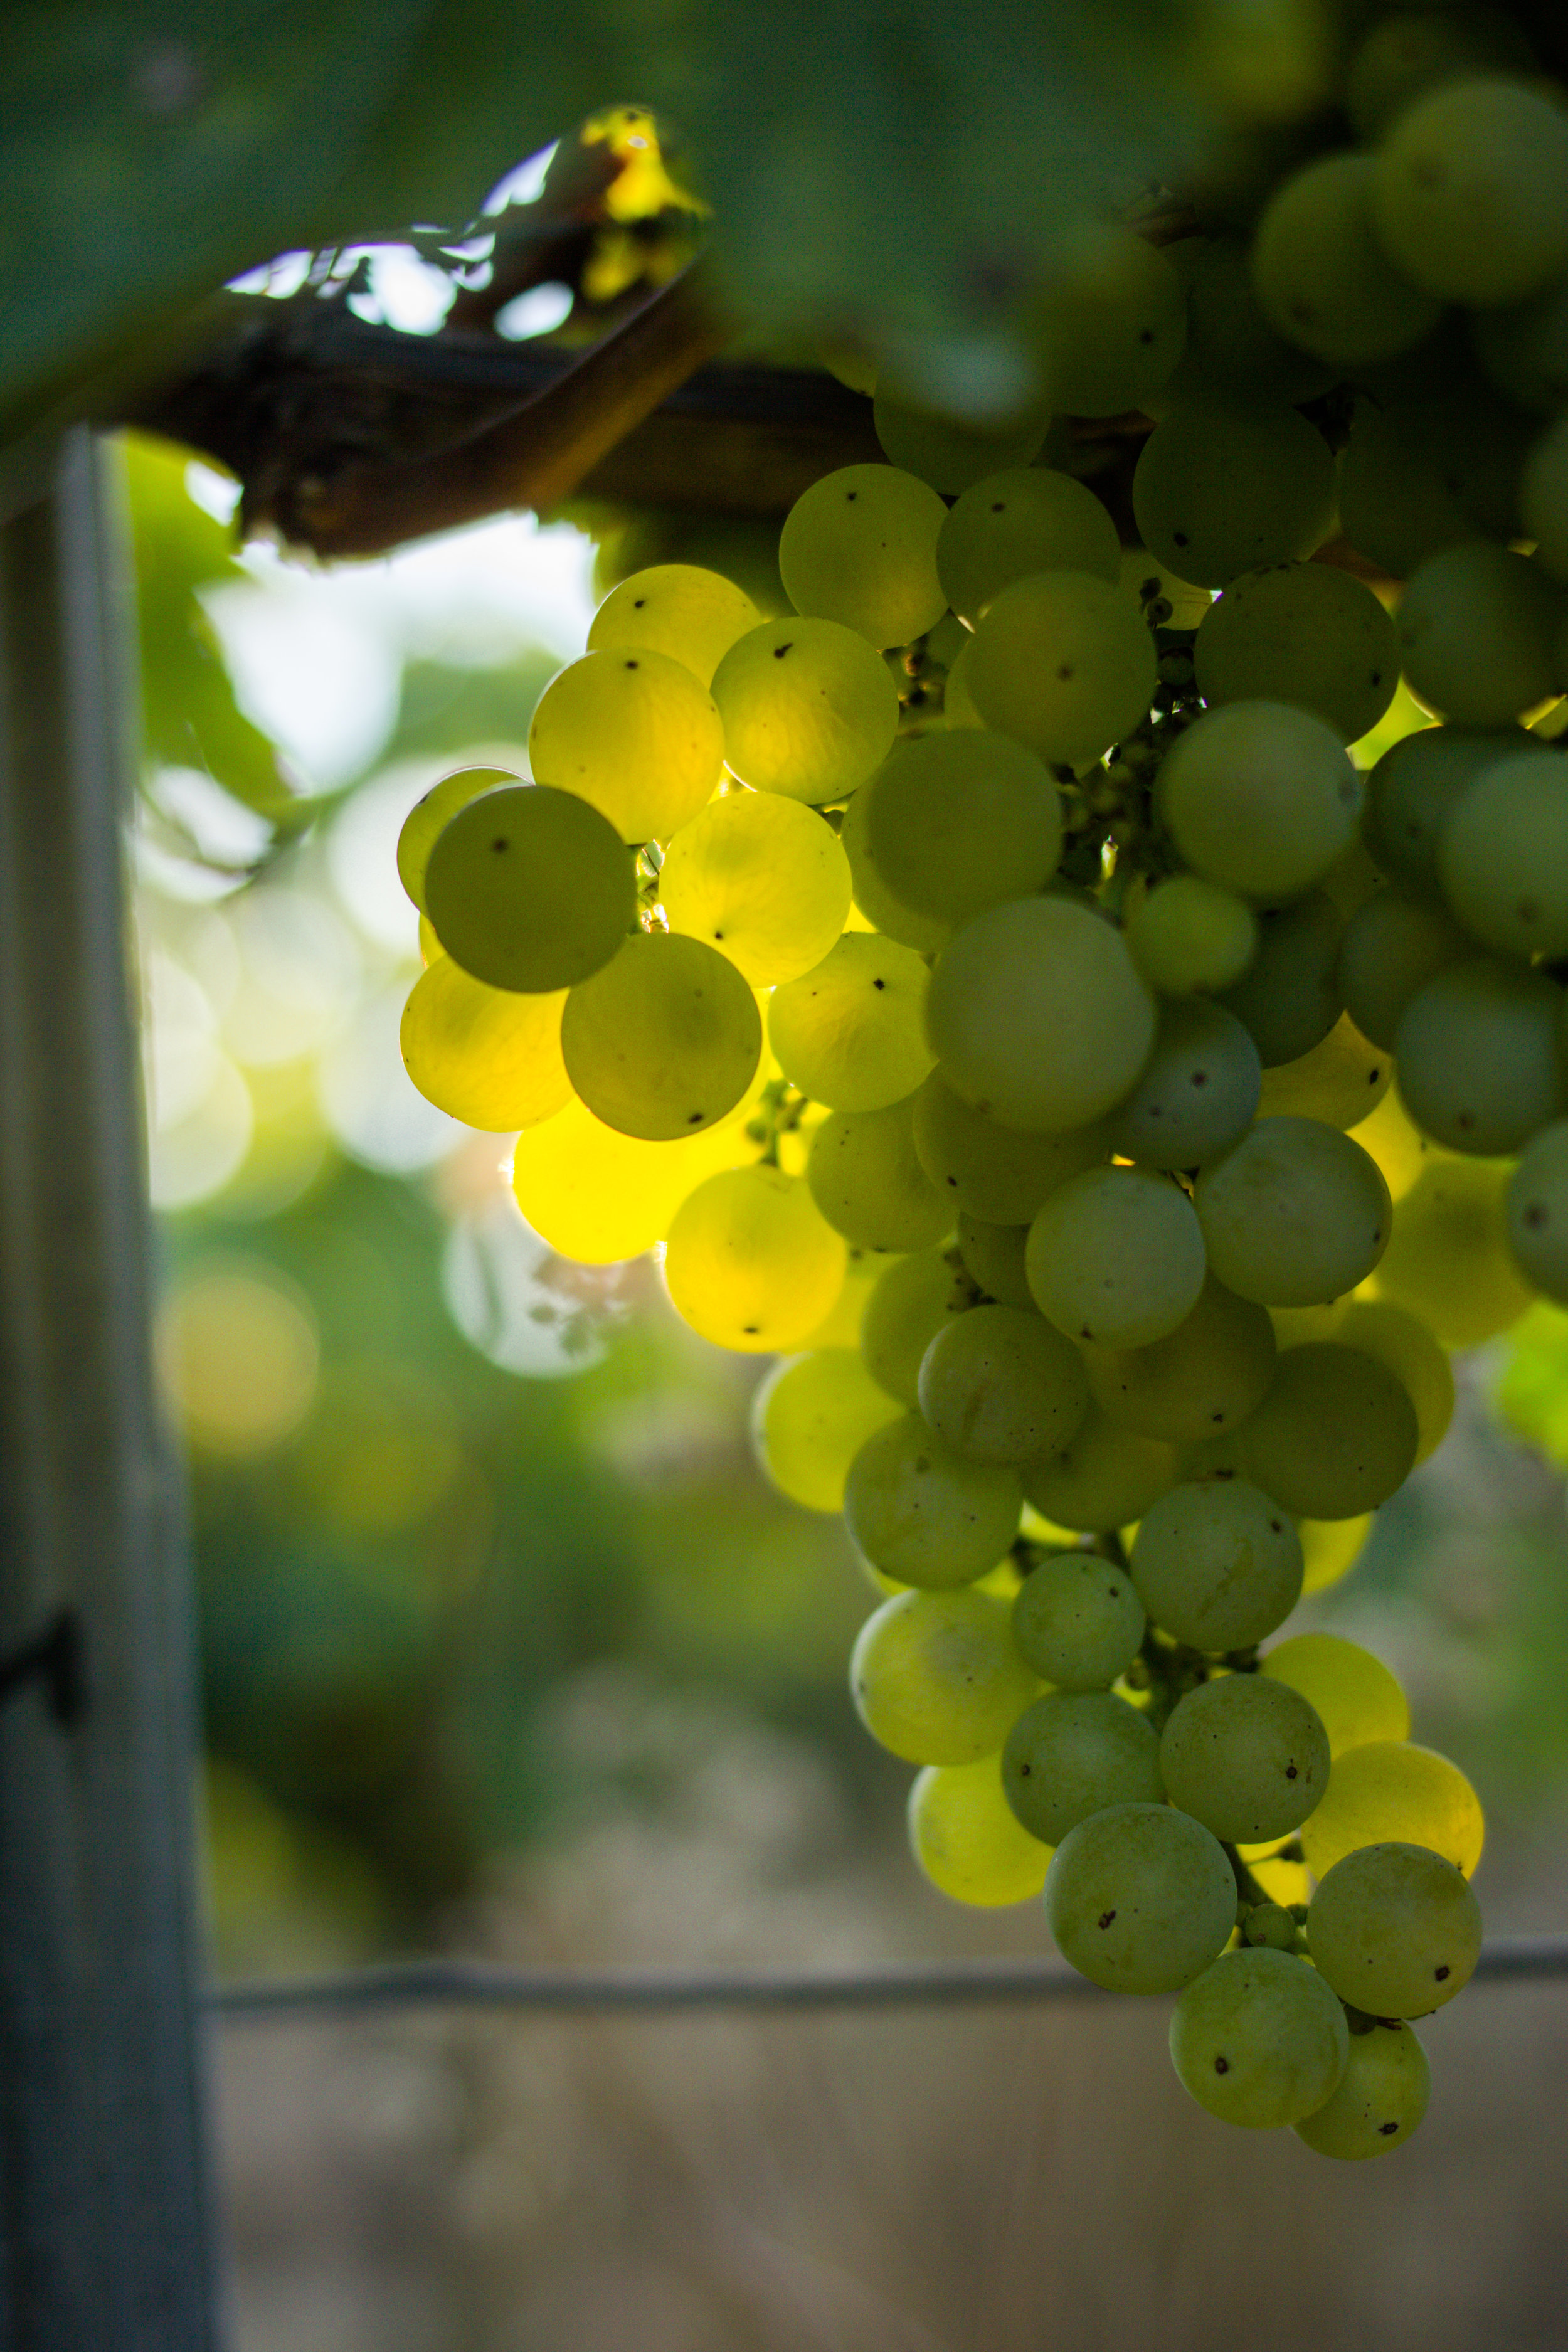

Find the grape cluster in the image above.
[{"left": 391, "top": 44, "right": 1568, "bottom": 2158}]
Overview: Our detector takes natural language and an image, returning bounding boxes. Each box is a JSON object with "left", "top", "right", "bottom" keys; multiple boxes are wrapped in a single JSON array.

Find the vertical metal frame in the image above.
[{"left": 0, "top": 429, "right": 223, "bottom": 2349}]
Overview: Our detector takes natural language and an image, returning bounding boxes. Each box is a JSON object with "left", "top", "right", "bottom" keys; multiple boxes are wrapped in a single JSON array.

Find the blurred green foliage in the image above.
[{"left": 9, "top": 1, "right": 1207, "bottom": 437}]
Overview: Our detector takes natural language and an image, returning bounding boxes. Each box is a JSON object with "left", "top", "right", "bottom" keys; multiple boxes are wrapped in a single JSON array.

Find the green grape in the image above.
[
  {"left": 659, "top": 791, "right": 850, "bottom": 986},
  {"left": 917, "top": 1303, "right": 1089, "bottom": 1467},
  {"left": 1002, "top": 1691, "right": 1165, "bottom": 1846},
  {"left": 1334, "top": 1299, "right": 1454, "bottom": 1465},
  {"left": 908, "top": 1754, "right": 1054, "bottom": 1907},
  {"left": 937, "top": 469, "right": 1121, "bottom": 625},
  {"left": 1130, "top": 1481, "right": 1303, "bottom": 1650},
  {"left": 1372, "top": 77, "right": 1568, "bottom": 304},
  {"left": 956, "top": 1214, "right": 1032, "bottom": 1308},
  {"left": 751, "top": 1347, "right": 901, "bottom": 1513},
  {"left": 1026, "top": 1166, "right": 1207, "bottom": 1350},
  {"left": 1193, "top": 1116, "right": 1391, "bottom": 1307},
  {"left": 561, "top": 931, "right": 761, "bottom": 1139},
  {"left": 1256, "top": 1014, "right": 1391, "bottom": 1131},
  {"left": 839, "top": 787, "right": 950, "bottom": 952},
  {"left": 1108, "top": 999, "right": 1261, "bottom": 1171},
  {"left": 844, "top": 1410, "right": 1023, "bottom": 1583},
  {"left": 926, "top": 898, "right": 1157, "bottom": 1133},
  {"left": 1044, "top": 1802, "right": 1238, "bottom": 1994},
  {"left": 912, "top": 1069, "right": 1111, "bottom": 1225},
  {"left": 1021, "top": 1411, "right": 1179, "bottom": 1535},
  {"left": 1396, "top": 547, "right": 1563, "bottom": 729},
  {"left": 1473, "top": 277, "right": 1568, "bottom": 417},
  {"left": 1029, "top": 223, "right": 1187, "bottom": 416},
  {"left": 1148, "top": 234, "right": 1337, "bottom": 415},
  {"left": 1125, "top": 876, "right": 1258, "bottom": 997},
  {"left": 1261, "top": 1632, "right": 1411, "bottom": 1759},
  {"left": 1170, "top": 1947, "right": 1348, "bottom": 2132},
  {"left": 1362, "top": 723, "right": 1532, "bottom": 901},
  {"left": 1218, "top": 891, "right": 1345, "bottom": 1068},
  {"left": 1131, "top": 402, "right": 1335, "bottom": 589},
  {"left": 529, "top": 649, "right": 724, "bottom": 842},
  {"left": 1336, "top": 889, "right": 1468, "bottom": 1050},
  {"left": 1192, "top": 565, "right": 1401, "bottom": 746},
  {"left": 711, "top": 616, "right": 900, "bottom": 803},
  {"left": 400, "top": 960, "right": 570, "bottom": 1131},
  {"left": 1396, "top": 958, "right": 1565, "bottom": 1154},
  {"left": 1239, "top": 1343, "right": 1419, "bottom": 1519},
  {"left": 1252, "top": 154, "right": 1441, "bottom": 366},
  {"left": 860, "top": 1247, "right": 976, "bottom": 1404},
  {"left": 588, "top": 563, "right": 761, "bottom": 686},
  {"left": 1086, "top": 1278, "right": 1278, "bottom": 1445},
  {"left": 777, "top": 464, "right": 948, "bottom": 650},
  {"left": 857, "top": 732, "right": 1064, "bottom": 928},
  {"left": 965, "top": 573, "right": 1157, "bottom": 768},
  {"left": 1347, "top": 9, "right": 1536, "bottom": 142},
  {"left": 1158, "top": 1674, "right": 1330, "bottom": 1843},
  {"left": 808, "top": 1098, "right": 950, "bottom": 1251},
  {"left": 1308, "top": 1842, "right": 1483, "bottom": 2018},
  {"left": 1293, "top": 2019, "right": 1430, "bottom": 2159},
  {"left": 1158, "top": 702, "right": 1363, "bottom": 904},
  {"left": 1508, "top": 1119, "right": 1568, "bottom": 1300},
  {"left": 1373, "top": 1154, "right": 1532, "bottom": 1345},
  {"left": 1338, "top": 379, "right": 1534, "bottom": 580},
  {"left": 871, "top": 388, "right": 1048, "bottom": 496},
  {"left": 664, "top": 1165, "right": 846, "bottom": 1351},
  {"left": 396, "top": 766, "right": 516, "bottom": 911},
  {"left": 1300, "top": 1513, "right": 1373, "bottom": 1596},
  {"left": 1522, "top": 412, "right": 1568, "bottom": 579},
  {"left": 850, "top": 1587, "right": 1039, "bottom": 1764},
  {"left": 1302, "top": 1741, "right": 1485, "bottom": 1880},
  {"left": 942, "top": 637, "right": 983, "bottom": 730},
  {"left": 770, "top": 931, "right": 934, "bottom": 1111},
  {"left": 1011, "top": 1553, "right": 1147, "bottom": 1690},
  {"left": 1439, "top": 750, "right": 1568, "bottom": 958},
  {"left": 422, "top": 784, "right": 637, "bottom": 999}
]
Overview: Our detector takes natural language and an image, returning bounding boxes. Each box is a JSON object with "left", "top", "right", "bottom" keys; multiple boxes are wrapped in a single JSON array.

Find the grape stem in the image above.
[{"left": 1221, "top": 1843, "right": 1274, "bottom": 1913}]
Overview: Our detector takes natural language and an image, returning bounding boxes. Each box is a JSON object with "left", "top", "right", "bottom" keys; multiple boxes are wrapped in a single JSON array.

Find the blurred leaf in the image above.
[
  {"left": 124, "top": 432, "right": 300, "bottom": 832},
  {"left": 386, "top": 653, "right": 560, "bottom": 764},
  {"left": 9, "top": 2, "right": 1206, "bottom": 438}
]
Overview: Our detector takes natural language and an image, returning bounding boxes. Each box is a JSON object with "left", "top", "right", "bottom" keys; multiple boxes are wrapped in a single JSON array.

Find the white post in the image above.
[{"left": 0, "top": 429, "right": 225, "bottom": 2349}]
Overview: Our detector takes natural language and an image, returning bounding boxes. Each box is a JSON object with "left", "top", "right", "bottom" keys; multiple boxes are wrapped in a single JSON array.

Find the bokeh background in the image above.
[{"left": 129, "top": 238, "right": 1568, "bottom": 2351}]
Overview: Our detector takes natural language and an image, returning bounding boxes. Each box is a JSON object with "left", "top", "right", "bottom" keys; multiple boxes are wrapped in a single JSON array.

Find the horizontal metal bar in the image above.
[{"left": 210, "top": 1936, "right": 1568, "bottom": 2023}]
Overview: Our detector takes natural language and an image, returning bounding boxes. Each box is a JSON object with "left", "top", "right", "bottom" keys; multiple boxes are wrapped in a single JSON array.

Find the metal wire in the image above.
[{"left": 211, "top": 1935, "right": 1568, "bottom": 2021}]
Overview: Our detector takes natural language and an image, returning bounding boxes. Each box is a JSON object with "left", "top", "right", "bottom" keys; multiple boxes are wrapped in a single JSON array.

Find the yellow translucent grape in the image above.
[
  {"left": 769, "top": 931, "right": 935, "bottom": 1111},
  {"left": 1348, "top": 1085, "right": 1439, "bottom": 1204},
  {"left": 418, "top": 914, "right": 445, "bottom": 967},
  {"left": 1300, "top": 1514, "right": 1372, "bottom": 1595},
  {"left": 511, "top": 1098, "right": 756, "bottom": 1263},
  {"left": 529, "top": 647, "right": 725, "bottom": 841},
  {"left": 778, "top": 463, "right": 949, "bottom": 649},
  {"left": 659, "top": 790, "right": 852, "bottom": 985},
  {"left": 710, "top": 616, "right": 900, "bottom": 803},
  {"left": 1369, "top": 1155, "right": 1532, "bottom": 1348},
  {"left": 1256, "top": 1013, "right": 1392, "bottom": 1131},
  {"left": 792, "top": 1245, "right": 899, "bottom": 1348},
  {"left": 1334, "top": 1300, "right": 1454, "bottom": 1464},
  {"left": 588, "top": 563, "right": 761, "bottom": 686},
  {"left": 751, "top": 1348, "right": 903, "bottom": 1512},
  {"left": 1263, "top": 1632, "right": 1411, "bottom": 1757},
  {"left": 1301, "top": 1740, "right": 1485, "bottom": 1880},
  {"left": 400, "top": 960, "right": 571, "bottom": 1131},
  {"left": 908, "top": 1754, "right": 1054, "bottom": 1906},
  {"left": 664, "top": 1165, "right": 848, "bottom": 1350},
  {"left": 396, "top": 766, "right": 516, "bottom": 911}
]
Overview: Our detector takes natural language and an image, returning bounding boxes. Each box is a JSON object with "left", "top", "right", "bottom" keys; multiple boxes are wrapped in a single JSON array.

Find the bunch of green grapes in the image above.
[{"left": 386, "top": 80, "right": 1568, "bottom": 2138}]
